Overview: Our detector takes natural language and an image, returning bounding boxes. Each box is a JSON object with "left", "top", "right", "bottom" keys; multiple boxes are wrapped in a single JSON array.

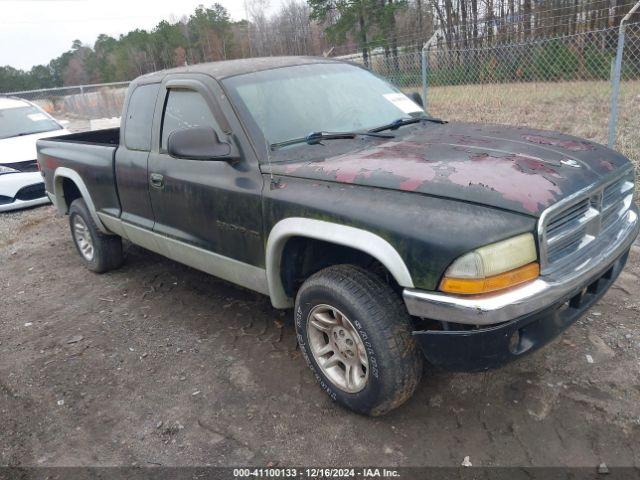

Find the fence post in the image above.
[
  {"left": 608, "top": 26, "right": 626, "bottom": 148},
  {"left": 421, "top": 46, "right": 429, "bottom": 113},
  {"left": 421, "top": 29, "right": 441, "bottom": 114},
  {"left": 608, "top": 0, "right": 640, "bottom": 148}
]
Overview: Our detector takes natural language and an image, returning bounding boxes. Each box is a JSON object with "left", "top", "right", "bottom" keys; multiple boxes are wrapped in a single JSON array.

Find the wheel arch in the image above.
[
  {"left": 265, "top": 217, "right": 414, "bottom": 308},
  {"left": 53, "top": 167, "right": 108, "bottom": 233}
]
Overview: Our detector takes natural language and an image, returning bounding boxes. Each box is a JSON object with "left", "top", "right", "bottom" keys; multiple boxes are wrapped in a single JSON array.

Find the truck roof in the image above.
[{"left": 133, "top": 56, "right": 341, "bottom": 84}]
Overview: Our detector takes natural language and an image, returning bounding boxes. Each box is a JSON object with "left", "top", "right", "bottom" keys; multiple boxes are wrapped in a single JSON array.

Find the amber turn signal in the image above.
[{"left": 439, "top": 262, "right": 540, "bottom": 295}]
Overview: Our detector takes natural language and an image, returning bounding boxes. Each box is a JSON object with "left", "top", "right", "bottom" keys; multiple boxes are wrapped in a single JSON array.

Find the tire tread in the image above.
[
  {"left": 297, "top": 264, "right": 423, "bottom": 416},
  {"left": 68, "top": 198, "right": 123, "bottom": 273}
]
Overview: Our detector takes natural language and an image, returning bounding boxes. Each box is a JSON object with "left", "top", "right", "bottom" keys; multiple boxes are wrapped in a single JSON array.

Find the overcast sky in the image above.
[{"left": 0, "top": 0, "right": 277, "bottom": 70}]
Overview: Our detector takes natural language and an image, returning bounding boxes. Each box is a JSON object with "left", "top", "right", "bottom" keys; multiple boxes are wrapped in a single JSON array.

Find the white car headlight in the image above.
[
  {"left": 0, "top": 166, "right": 19, "bottom": 175},
  {"left": 440, "top": 233, "right": 539, "bottom": 294}
]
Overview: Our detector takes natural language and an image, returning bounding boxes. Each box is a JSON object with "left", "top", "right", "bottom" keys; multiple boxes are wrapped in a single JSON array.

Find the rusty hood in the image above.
[{"left": 267, "top": 122, "right": 632, "bottom": 216}]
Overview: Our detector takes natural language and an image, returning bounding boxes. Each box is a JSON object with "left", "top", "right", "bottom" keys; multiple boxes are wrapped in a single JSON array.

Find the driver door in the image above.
[{"left": 147, "top": 75, "right": 264, "bottom": 267}]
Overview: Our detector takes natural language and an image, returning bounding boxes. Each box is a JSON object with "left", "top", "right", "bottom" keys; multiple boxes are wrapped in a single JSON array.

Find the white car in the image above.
[{"left": 0, "top": 97, "right": 70, "bottom": 212}]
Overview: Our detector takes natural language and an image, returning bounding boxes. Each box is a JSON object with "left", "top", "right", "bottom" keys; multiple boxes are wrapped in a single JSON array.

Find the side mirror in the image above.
[
  {"left": 409, "top": 92, "right": 424, "bottom": 108},
  {"left": 167, "top": 127, "right": 232, "bottom": 161}
]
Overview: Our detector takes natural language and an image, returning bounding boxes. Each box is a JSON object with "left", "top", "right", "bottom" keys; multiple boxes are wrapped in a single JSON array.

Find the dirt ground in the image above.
[{"left": 1, "top": 205, "right": 639, "bottom": 467}]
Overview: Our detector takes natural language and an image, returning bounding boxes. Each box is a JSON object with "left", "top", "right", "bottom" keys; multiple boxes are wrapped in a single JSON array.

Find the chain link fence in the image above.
[
  {"left": 1, "top": 82, "right": 128, "bottom": 132},
  {"left": 421, "top": 22, "right": 640, "bottom": 165},
  {"left": 343, "top": 22, "right": 640, "bottom": 169},
  {"left": 616, "top": 21, "right": 640, "bottom": 164},
  {"left": 337, "top": 47, "right": 425, "bottom": 91},
  {"left": 2, "top": 24, "right": 639, "bottom": 168}
]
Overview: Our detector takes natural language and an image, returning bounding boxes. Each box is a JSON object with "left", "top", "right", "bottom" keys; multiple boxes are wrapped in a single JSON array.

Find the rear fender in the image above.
[{"left": 53, "top": 167, "right": 108, "bottom": 233}]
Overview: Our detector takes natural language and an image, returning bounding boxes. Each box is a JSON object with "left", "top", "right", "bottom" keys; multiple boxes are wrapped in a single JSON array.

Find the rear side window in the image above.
[
  {"left": 161, "top": 90, "right": 220, "bottom": 150},
  {"left": 124, "top": 83, "right": 160, "bottom": 151}
]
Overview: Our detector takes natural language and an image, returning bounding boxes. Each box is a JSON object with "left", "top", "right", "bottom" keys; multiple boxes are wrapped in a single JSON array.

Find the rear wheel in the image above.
[
  {"left": 68, "top": 198, "right": 123, "bottom": 273},
  {"left": 295, "top": 264, "right": 423, "bottom": 416}
]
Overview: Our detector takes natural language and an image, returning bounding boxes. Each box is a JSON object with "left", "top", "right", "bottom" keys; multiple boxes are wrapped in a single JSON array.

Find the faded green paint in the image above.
[{"left": 262, "top": 176, "right": 537, "bottom": 290}]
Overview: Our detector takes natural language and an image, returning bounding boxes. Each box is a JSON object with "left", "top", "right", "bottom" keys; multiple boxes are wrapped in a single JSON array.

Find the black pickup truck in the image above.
[{"left": 37, "top": 57, "right": 638, "bottom": 416}]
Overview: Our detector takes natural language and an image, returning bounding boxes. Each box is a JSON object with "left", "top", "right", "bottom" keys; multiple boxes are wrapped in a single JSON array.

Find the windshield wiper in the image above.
[
  {"left": 368, "top": 115, "right": 447, "bottom": 133},
  {"left": 270, "top": 130, "right": 394, "bottom": 151}
]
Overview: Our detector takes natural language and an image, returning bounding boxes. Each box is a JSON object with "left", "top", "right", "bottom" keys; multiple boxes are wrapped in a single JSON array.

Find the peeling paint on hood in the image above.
[{"left": 266, "top": 122, "right": 631, "bottom": 216}]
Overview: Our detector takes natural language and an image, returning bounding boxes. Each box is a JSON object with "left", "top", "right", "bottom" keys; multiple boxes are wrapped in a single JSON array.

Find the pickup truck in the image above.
[{"left": 37, "top": 57, "right": 639, "bottom": 416}]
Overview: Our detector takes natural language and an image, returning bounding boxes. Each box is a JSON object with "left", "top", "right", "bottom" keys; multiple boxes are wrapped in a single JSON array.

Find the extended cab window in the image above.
[
  {"left": 161, "top": 89, "right": 220, "bottom": 151},
  {"left": 124, "top": 83, "right": 160, "bottom": 151}
]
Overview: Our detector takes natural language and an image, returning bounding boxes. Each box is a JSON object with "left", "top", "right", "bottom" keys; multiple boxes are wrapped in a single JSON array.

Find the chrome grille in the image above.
[
  {"left": 602, "top": 175, "right": 635, "bottom": 229},
  {"left": 538, "top": 168, "right": 635, "bottom": 273},
  {"left": 546, "top": 199, "right": 590, "bottom": 236}
]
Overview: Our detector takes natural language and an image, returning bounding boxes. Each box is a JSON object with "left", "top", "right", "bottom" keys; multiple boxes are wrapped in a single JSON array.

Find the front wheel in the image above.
[{"left": 295, "top": 265, "right": 423, "bottom": 416}]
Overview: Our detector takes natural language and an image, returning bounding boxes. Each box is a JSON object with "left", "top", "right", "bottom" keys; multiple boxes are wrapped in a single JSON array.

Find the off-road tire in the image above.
[
  {"left": 68, "top": 198, "right": 123, "bottom": 273},
  {"left": 295, "top": 264, "right": 423, "bottom": 416}
]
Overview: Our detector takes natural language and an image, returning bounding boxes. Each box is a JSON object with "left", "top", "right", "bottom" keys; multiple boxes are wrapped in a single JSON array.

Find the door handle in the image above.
[{"left": 150, "top": 173, "right": 164, "bottom": 189}]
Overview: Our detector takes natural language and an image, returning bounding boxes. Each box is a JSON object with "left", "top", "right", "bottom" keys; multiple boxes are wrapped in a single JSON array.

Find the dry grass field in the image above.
[{"left": 422, "top": 80, "right": 640, "bottom": 175}]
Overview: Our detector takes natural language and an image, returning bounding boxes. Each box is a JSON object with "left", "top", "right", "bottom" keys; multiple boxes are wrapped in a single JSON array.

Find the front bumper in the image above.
[
  {"left": 0, "top": 172, "right": 49, "bottom": 212},
  {"left": 403, "top": 207, "right": 638, "bottom": 371},
  {"left": 0, "top": 196, "right": 50, "bottom": 212}
]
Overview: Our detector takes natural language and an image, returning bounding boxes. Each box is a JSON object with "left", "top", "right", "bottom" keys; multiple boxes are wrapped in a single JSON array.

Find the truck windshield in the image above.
[
  {"left": 0, "top": 105, "right": 62, "bottom": 140},
  {"left": 223, "top": 63, "right": 425, "bottom": 152}
]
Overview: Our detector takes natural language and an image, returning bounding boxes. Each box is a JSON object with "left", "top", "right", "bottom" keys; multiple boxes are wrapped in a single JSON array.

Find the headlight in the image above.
[
  {"left": 0, "top": 166, "right": 19, "bottom": 175},
  {"left": 440, "top": 233, "right": 539, "bottom": 294}
]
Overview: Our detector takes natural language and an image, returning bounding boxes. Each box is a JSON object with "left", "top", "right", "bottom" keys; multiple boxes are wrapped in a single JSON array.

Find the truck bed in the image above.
[
  {"left": 43, "top": 127, "right": 120, "bottom": 146},
  {"left": 37, "top": 128, "right": 122, "bottom": 217}
]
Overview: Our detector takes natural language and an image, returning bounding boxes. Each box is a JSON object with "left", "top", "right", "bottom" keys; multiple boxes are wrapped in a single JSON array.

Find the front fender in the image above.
[
  {"left": 266, "top": 217, "right": 414, "bottom": 308},
  {"left": 262, "top": 176, "right": 537, "bottom": 305}
]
